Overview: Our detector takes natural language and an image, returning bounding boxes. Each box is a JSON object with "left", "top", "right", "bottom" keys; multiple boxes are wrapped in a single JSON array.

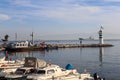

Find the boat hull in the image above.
[{"left": 5, "top": 47, "right": 46, "bottom": 52}]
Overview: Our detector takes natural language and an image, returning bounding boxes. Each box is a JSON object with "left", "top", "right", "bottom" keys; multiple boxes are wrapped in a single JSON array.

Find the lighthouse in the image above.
[{"left": 99, "top": 26, "right": 104, "bottom": 44}]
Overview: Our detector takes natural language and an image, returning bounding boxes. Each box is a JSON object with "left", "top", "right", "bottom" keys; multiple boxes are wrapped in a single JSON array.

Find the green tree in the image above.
[{"left": 2, "top": 34, "right": 9, "bottom": 41}]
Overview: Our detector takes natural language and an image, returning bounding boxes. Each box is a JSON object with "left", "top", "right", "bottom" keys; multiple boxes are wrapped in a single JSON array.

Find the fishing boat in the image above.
[{"left": 5, "top": 41, "right": 47, "bottom": 52}]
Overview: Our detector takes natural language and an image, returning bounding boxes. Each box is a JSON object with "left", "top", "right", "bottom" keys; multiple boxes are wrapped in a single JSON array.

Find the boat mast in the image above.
[
  {"left": 31, "top": 32, "right": 34, "bottom": 45},
  {"left": 15, "top": 33, "right": 17, "bottom": 41}
]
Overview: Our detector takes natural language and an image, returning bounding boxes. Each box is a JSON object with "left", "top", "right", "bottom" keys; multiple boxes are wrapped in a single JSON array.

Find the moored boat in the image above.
[
  {"left": 5, "top": 41, "right": 46, "bottom": 52},
  {"left": 5, "top": 57, "right": 47, "bottom": 80},
  {"left": 0, "top": 58, "right": 24, "bottom": 79}
]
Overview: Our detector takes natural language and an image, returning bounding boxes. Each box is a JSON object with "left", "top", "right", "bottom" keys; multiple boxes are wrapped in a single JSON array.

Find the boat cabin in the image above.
[
  {"left": 8, "top": 41, "right": 29, "bottom": 48},
  {"left": 27, "top": 64, "right": 73, "bottom": 80},
  {"left": 15, "top": 67, "right": 35, "bottom": 75},
  {"left": 36, "top": 65, "right": 63, "bottom": 75},
  {"left": 37, "top": 65, "right": 71, "bottom": 77}
]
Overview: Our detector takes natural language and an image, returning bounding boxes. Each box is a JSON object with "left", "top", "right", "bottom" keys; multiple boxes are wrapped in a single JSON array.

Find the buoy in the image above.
[{"left": 65, "top": 64, "right": 74, "bottom": 70}]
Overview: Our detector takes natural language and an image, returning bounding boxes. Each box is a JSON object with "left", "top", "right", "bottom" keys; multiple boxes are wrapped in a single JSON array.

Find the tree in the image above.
[{"left": 1, "top": 34, "right": 9, "bottom": 42}]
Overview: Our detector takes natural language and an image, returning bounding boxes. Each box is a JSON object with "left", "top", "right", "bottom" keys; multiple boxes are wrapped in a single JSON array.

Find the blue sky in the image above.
[{"left": 0, "top": 0, "right": 120, "bottom": 40}]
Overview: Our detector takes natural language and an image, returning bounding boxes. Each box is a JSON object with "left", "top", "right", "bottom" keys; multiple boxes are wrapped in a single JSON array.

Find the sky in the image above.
[{"left": 0, "top": 0, "right": 120, "bottom": 40}]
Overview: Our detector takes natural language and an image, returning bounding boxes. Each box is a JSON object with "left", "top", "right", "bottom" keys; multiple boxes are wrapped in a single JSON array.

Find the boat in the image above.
[
  {"left": 26, "top": 64, "right": 102, "bottom": 80},
  {"left": 5, "top": 67, "right": 35, "bottom": 80},
  {"left": 4, "top": 57, "right": 47, "bottom": 80},
  {"left": 5, "top": 41, "right": 47, "bottom": 52},
  {"left": 0, "top": 58, "right": 24, "bottom": 79}
]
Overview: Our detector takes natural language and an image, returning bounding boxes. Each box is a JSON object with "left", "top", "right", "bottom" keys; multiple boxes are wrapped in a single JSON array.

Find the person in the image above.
[
  {"left": 98, "top": 77, "right": 101, "bottom": 80},
  {"left": 93, "top": 73, "right": 98, "bottom": 80}
]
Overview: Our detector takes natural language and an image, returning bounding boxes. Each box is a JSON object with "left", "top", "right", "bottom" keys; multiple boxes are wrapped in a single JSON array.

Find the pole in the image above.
[
  {"left": 30, "top": 32, "right": 34, "bottom": 46},
  {"left": 15, "top": 33, "right": 17, "bottom": 41}
]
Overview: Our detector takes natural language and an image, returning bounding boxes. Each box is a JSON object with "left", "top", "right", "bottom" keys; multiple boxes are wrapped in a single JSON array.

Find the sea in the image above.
[{"left": 0, "top": 40, "right": 120, "bottom": 80}]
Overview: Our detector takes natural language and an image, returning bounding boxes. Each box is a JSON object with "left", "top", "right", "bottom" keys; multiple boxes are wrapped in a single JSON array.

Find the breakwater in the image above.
[
  {"left": 4, "top": 43, "right": 113, "bottom": 52},
  {"left": 46, "top": 43, "right": 113, "bottom": 49}
]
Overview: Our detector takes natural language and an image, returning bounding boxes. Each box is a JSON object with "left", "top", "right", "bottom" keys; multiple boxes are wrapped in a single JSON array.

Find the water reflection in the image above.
[
  {"left": 99, "top": 47, "right": 104, "bottom": 66},
  {"left": 3, "top": 50, "right": 46, "bottom": 60}
]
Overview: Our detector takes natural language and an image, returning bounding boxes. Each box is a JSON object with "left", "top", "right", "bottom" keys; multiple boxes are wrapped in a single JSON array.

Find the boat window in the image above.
[
  {"left": 15, "top": 69, "right": 26, "bottom": 74},
  {"left": 17, "top": 44, "right": 19, "bottom": 46},
  {"left": 47, "top": 69, "right": 55, "bottom": 74},
  {"left": 20, "top": 44, "right": 22, "bottom": 46},
  {"left": 37, "top": 70, "right": 45, "bottom": 74},
  {"left": 14, "top": 44, "right": 16, "bottom": 46}
]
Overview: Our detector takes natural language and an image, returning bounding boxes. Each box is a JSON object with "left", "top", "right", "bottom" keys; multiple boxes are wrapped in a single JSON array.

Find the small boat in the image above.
[
  {"left": 5, "top": 67, "right": 35, "bottom": 80},
  {"left": 5, "top": 57, "right": 47, "bottom": 80},
  {"left": 0, "top": 58, "right": 24, "bottom": 79}
]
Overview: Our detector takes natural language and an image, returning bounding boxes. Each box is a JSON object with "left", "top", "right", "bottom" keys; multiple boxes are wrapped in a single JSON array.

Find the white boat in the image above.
[
  {"left": 0, "top": 58, "right": 24, "bottom": 78},
  {"left": 5, "top": 67, "right": 35, "bottom": 80},
  {"left": 26, "top": 64, "right": 98, "bottom": 80},
  {"left": 5, "top": 57, "right": 47, "bottom": 80}
]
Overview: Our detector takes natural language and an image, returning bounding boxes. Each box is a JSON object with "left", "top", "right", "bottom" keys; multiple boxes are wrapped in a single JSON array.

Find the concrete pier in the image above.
[
  {"left": 4, "top": 43, "right": 113, "bottom": 52},
  {"left": 46, "top": 43, "right": 113, "bottom": 49}
]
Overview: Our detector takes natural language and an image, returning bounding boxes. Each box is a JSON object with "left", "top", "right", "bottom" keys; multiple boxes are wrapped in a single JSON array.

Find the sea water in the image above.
[{"left": 0, "top": 40, "right": 120, "bottom": 80}]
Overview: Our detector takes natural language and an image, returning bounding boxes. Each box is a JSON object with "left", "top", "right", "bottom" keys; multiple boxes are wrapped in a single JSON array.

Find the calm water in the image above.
[{"left": 0, "top": 40, "right": 120, "bottom": 80}]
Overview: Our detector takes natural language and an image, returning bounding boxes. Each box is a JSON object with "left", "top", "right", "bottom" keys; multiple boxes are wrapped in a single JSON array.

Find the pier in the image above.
[
  {"left": 4, "top": 43, "right": 114, "bottom": 52},
  {"left": 46, "top": 43, "right": 113, "bottom": 49}
]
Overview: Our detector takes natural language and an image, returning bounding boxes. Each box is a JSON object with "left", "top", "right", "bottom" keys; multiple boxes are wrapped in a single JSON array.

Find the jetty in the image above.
[
  {"left": 46, "top": 27, "right": 113, "bottom": 49},
  {"left": 4, "top": 42, "right": 113, "bottom": 52},
  {"left": 46, "top": 43, "right": 113, "bottom": 49}
]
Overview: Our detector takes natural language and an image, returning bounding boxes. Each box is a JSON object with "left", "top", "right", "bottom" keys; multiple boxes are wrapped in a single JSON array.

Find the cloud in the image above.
[
  {"left": 11, "top": 0, "right": 41, "bottom": 8},
  {"left": 61, "top": 0, "right": 77, "bottom": 3},
  {"left": 38, "top": 6, "right": 102, "bottom": 21},
  {"left": 0, "top": 14, "right": 10, "bottom": 21},
  {"left": 104, "top": 0, "right": 120, "bottom": 2}
]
